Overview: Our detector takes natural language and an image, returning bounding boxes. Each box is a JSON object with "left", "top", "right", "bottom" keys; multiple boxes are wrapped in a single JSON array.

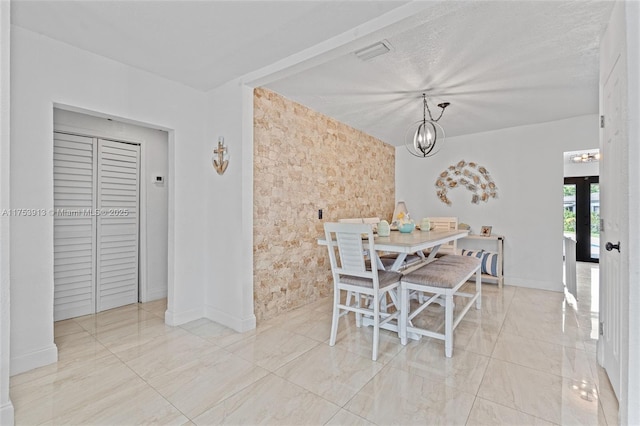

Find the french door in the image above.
[
  {"left": 53, "top": 132, "right": 140, "bottom": 321},
  {"left": 563, "top": 176, "right": 599, "bottom": 262}
]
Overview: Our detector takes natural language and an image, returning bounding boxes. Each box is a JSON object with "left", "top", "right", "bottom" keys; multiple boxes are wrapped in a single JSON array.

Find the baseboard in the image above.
[
  {"left": 205, "top": 305, "right": 256, "bottom": 332},
  {"left": 144, "top": 288, "right": 168, "bottom": 303},
  {"left": 10, "top": 343, "right": 58, "bottom": 376},
  {"left": 506, "top": 276, "right": 563, "bottom": 292},
  {"left": 0, "top": 400, "right": 14, "bottom": 426},
  {"left": 164, "top": 306, "right": 203, "bottom": 327}
]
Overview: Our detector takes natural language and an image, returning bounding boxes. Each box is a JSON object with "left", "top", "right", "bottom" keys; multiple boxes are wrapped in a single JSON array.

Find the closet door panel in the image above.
[
  {"left": 53, "top": 133, "right": 96, "bottom": 321},
  {"left": 96, "top": 140, "right": 140, "bottom": 312}
]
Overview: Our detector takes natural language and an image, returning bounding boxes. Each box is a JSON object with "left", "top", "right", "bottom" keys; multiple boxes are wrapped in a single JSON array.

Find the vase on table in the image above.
[{"left": 377, "top": 220, "right": 390, "bottom": 237}]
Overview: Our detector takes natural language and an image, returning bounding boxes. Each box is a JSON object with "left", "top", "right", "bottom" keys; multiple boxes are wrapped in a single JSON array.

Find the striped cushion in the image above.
[{"left": 461, "top": 249, "right": 499, "bottom": 276}]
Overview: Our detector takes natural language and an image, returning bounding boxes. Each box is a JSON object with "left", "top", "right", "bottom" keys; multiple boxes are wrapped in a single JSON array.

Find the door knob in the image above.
[{"left": 605, "top": 241, "right": 620, "bottom": 252}]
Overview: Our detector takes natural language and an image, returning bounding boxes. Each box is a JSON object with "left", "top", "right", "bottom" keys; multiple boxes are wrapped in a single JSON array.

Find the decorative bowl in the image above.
[{"left": 398, "top": 222, "right": 415, "bottom": 233}]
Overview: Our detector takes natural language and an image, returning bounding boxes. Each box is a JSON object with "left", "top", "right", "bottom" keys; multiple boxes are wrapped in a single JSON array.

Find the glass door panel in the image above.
[
  {"left": 564, "top": 184, "right": 577, "bottom": 238},
  {"left": 564, "top": 176, "right": 599, "bottom": 262}
]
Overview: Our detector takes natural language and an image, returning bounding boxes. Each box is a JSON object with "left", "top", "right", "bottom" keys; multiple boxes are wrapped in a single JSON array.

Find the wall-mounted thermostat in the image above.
[{"left": 154, "top": 175, "right": 164, "bottom": 183}]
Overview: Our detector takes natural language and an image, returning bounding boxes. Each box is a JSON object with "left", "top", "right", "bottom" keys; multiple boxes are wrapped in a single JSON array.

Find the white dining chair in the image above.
[
  {"left": 323, "top": 222, "right": 401, "bottom": 361},
  {"left": 426, "top": 216, "right": 459, "bottom": 255},
  {"left": 338, "top": 217, "right": 381, "bottom": 224},
  {"left": 338, "top": 217, "right": 381, "bottom": 233}
]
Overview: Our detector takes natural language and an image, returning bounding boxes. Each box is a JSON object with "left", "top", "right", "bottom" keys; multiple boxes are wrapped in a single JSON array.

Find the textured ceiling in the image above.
[
  {"left": 266, "top": 1, "right": 614, "bottom": 143},
  {"left": 11, "top": 1, "right": 613, "bottom": 143}
]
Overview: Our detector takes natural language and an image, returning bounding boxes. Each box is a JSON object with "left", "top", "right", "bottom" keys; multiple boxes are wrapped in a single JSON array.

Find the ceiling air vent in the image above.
[{"left": 354, "top": 40, "right": 392, "bottom": 61}]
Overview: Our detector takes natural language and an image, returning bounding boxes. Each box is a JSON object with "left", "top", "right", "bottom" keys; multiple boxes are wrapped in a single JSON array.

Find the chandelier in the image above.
[{"left": 405, "top": 93, "right": 450, "bottom": 158}]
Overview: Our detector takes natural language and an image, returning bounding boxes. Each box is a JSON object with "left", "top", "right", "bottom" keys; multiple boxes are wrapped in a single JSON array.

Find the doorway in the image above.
[
  {"left": 564, "top": 176, "right": 599, "bottom": 262},
  {"left": 53, "top": 107, "right": 169, "bottom": 320}
]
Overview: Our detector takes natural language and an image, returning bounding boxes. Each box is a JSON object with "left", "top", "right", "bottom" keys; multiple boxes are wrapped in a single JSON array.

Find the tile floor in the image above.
[{"left": 10, "top": 262, "right": 618, "bottom": 425}]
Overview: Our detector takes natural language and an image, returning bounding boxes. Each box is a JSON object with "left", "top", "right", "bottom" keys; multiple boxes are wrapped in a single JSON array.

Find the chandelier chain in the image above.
[
  {"left": 422, "top": 93, "right": 446, "bottom": 122},
  {"left": 432, "top": 106, "right": 446, "bottom": 122},
  {"left": 424, "top": 93, "right": 431, "bottom": 122},
  {"left": 422, "top": 94, "right": 427, "bottom": 123}
]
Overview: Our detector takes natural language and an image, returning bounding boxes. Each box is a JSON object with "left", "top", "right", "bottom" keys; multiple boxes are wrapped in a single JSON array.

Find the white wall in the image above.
[
  {"left": 0, "top": 1, "right": 14, "bottom": 423},
  {"left": 564, "top": 156, "right": 599, "bottom": 177},
  {"left": 204, "top": 80, "right": 256, "bottom": 331},
  {"left": 396, "top": 115, "right": 599, "bottom": 291},
  {"left": 53, "top": 108, "right": 169, "bottom": 302},
  {"left": 10, "top": 26, "right": 207, "bottom": 375}
]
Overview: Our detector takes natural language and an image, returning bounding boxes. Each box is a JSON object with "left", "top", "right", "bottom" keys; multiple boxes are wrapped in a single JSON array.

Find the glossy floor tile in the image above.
[
  {"left": 344, "top": 365, "right": 477, "bottom": 425},
  {"left": 193, "top": 373, "right": 340, "bottom": 425},
  {"left": 274, "top": 344, "right": 384, "bottom": 406},
  {"left": 10, "top": 262, "right": 617, "bottom": 425}
]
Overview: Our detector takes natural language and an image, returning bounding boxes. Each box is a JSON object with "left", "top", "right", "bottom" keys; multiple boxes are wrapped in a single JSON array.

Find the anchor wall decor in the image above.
[{"left": 212, "top": 137, "right": 229, "bottom": 175}]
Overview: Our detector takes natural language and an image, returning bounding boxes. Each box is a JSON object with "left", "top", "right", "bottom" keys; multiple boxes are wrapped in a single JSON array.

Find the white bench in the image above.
[{"left": 399, "top": 255, "right": 482, "bottom": 357}]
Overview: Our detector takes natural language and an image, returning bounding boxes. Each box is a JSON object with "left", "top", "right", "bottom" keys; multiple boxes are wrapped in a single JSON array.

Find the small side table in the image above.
[{"left": 461, "top": 234, "right": 504, "bottom": 287}]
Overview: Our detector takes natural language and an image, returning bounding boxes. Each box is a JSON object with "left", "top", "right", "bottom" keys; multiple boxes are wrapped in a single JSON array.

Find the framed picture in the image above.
[{"left": 480, "top": 226, "right": 492, "bottom": 237}]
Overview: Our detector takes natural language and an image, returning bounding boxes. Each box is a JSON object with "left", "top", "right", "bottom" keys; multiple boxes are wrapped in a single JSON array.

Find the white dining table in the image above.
[
  {"left": 369, "top": 229, "right": 470, "bottom": 271},
  {"left": 318, "top": 228, "right": 470, "bottom": 339},
  {"left": 318, "top": 228, "right": 470, "bottom": 271}
]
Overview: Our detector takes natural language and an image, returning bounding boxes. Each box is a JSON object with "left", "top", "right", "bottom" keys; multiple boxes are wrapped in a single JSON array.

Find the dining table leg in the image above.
[{"left": 399, "top": 285, "right": 408, "bottom": 345}]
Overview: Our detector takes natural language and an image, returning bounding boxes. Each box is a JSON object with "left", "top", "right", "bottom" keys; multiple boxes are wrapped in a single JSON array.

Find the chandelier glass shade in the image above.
[{"left": 405, "top": 93, "right": 449, "bottom": 158}]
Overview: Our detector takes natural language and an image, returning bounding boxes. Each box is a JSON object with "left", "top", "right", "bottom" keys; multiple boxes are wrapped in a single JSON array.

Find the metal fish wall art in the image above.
[{"left": 434, "top": 160, "right": 498, "bottom": 205}]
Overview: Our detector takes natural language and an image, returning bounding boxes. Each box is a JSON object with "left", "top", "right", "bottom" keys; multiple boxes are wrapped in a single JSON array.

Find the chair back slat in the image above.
[
  {"left": 324, "top": 222, "right": 376, "bottom": 282},
  {"left": 338, "top": 217, "right": 380, "bottom": 224},
  {"left": 336, "top": 232, "right": 367, "bottom": 272},
  {"left": 427, "top": 216, "right": 459, "bottom": 254},
  {"left": 428, "top": 217, "right": 458, "bottom": 231}
]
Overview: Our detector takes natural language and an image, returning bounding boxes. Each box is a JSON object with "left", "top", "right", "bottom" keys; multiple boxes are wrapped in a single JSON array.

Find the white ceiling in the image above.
[
  {"left": 11, "top": 0, "right": 613, "bottom": 145},
  {"left": 10, "top": 0, "right": 407, "bottom": 91}
]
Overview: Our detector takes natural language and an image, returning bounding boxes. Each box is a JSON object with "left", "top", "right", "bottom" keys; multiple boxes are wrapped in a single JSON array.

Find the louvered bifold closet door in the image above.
[
  {"left": 96, "top": 139, "right": 140, "bottom": 312},
  {"left": 53, "top": 133, "right": 96, "bottom": 321}
]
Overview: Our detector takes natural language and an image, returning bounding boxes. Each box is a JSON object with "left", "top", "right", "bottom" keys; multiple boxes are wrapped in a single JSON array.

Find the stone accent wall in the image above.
[{"left": 253, "top": 88, "right": 395, "bottom": 322}]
